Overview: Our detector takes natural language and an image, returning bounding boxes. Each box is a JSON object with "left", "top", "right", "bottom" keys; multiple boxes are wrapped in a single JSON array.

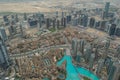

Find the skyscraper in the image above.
[
  {"left": 115, "top": 28, "right": 120, "bottom": 37},
  {"left": 108, "top": 62, "right": 120, "bottom": 80},
  {"left": 89, "top": 53, "right": 95, "bottom": 69},
  {"left": 56, "top": 11, "right": 58, "bottom": 18},
  {"left": 0, "top": 27, "right": 7, "bottom": 41},
  {"left": 66, "top": 15, "right": 71, "bottom": 23},
  {"left": 62, "top": 11, "right": 64, "bottom": 18},
  {"left": 104, "top": 2, "right": 110, "bottom": 18},
  {"left": 79, "top": 39, "right": 85, "bottom": 54},
  {"left": 105, "top": 23, "right": 111, "bottom": 33},
  {"left": 104, "top": 57, "right": 113, "bottom": 75},
  {"left": 116, "top": 45, "right": 120, "bottom": 57},
  {"left": 57, "top": 20, "right": 60, "bottom": 29},
  {"left": 72, "top": 18, "right": 78, "bottom": 26},
  {"left": 46, "top": 18, "right": 50, "bottom": 28},
  {"left": 52, "top": 18, "right": 56, "bottom": 29},
  {"left": 0, "top": 37, "right": 9, "bottom": 69},
  {"left": 24, "top": 13, "right": 27, "bottom": 21},
  {"left": 38, "top": 16, "right": 42, "bottom": 30},
  {"left": 109, "top": 24, "right": 116, "bottom": 36},
  {"left": 15, "top": 14, "right": 19, "bottom": 22},
  {"left": 61, "top": 18, "right": 64, "bottom": 26},
  {"left": 96, "top": 59, "right": 104, "bottom": 75},
  {"left": 71, "top": 38, "right": 78, "bottom": 55},
  {"left": 100, "top": 21, "right": 107, "bottom": 31},
  {"left": 84, "top": 44, "right": 92, "bottom": 62},
  {"left": 81, "top": 15, "right": 88, "bottom": 27},
  {"left": 63, "top": 17, "right": 66, "bottom": 28},
  {"left": 19, "top": 23, "right": 23, "bottom": 37},
  {"left": 3, "top": 15, "right": 9, "bottom": 22},
  {"left": 104, "top": 39, "right": 110, "bottom": 53},
  {"left": 75, "top": 51, "right": 82, "bottom": 63},
  {"left": 89, "top": 18, "right": 95, "bottom": 27}
]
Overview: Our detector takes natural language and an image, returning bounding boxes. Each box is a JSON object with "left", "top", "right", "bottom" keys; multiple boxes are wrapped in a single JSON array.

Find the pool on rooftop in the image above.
[{"left": 57, "top": 54, "right": 100, "bottom": 80}]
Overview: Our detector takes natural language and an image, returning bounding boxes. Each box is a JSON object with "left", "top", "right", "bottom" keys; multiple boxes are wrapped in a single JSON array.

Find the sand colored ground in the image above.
[
  {"left": 0, "top": 2, "right": 54, "bottom": 13},
  {"left": 0, "top": 0, "right": 74, "bottom": 13},
  {"left": 85, "top": 28, "right": 108, "bottom": 37},
  {"left": 0, "top": 0, "right": 104, "bottom": 13}
]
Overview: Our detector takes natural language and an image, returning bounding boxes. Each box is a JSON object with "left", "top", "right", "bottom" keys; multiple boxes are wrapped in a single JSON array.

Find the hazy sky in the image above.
[{"left": 0, "top": 0, "right": 119, "bottom": 4}]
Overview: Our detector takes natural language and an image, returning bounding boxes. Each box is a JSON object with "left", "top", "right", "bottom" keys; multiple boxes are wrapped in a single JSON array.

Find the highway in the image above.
[{"left": 10, "top": 44, "right": 70, "bottom": 59}]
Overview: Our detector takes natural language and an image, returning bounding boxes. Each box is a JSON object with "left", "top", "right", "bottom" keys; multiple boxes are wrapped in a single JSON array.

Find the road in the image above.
[{"left": 10, "top": 44, "right": 70, "bottom": 59}]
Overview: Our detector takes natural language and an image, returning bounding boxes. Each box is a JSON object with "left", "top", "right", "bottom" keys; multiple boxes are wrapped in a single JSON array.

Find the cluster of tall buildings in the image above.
[
  {"left": 0, "top": 14, "right": 25, "bottom": 70},
  {"left": 70, "top": 2, "right": 120, "bottom": 37},
  {"left": 71, "top": 38, "right": 120, "bottom": 80},
  {"left": 2, "top": 13, "right": 25, "bottom": 39},
  {"left": 45, "top": 13, "right": 71, "bottom": 29},
  {"left": 24, "top": 12, "right": 71, "bottom": 31},
  {"left": 71, "top": 38, "right": 95, "bottom": 69}
]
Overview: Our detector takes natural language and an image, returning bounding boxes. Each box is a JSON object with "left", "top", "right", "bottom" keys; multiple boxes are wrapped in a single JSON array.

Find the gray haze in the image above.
[{"left": 0, "top": 0, "right": 42, "bottom": 2}]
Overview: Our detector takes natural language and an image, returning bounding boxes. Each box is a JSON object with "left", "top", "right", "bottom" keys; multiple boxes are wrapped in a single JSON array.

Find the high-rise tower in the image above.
[
  {"left": 0, "top": 37, "right": 9, "bottom": 69},
  {"left": 108, "top": 62, "right": 120, "bottom": 80},
  {"left": 71, "top": 38, "right": 78, "bottom": 55},
  {"left": 104, "top": 2, "right": 110, "bottom": 18},
  {"left": 0, "top": 27, "right": 7, "bottom": 41}
]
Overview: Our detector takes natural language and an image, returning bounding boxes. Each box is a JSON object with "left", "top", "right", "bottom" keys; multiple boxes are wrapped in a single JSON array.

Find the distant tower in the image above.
[
  {"left": 79, "top": 39, "right": 85, "bottom": 54},
  {"left": 105, "top": 39, "right": 110, "bottom": 49},
  {"left": 3, "top": 15, "right": 9, "bottom": 22},
  {"left": 61, "top": 18, "right": 64, "bottom": 26},
  {"left": 75, "top": 51, "right": 82, "bottom": 63},
  {"left": 8, "top": 25, "right": 17, "bottom": 36},
  {"left": 108, "top": 62, "right": 120, "bottom": 80},
  {"left": 82, "top": 15, "right": 88, "bottom": 27},
  {"left": 20, "top": 23, "right": 23, "bottom": 37},
  {"left": 71, "top": 38, "right": 78, "bottom": 55},
  {"left": 46, "top": 18, "right": 50, "bottom": 28},
  {"left": 8, "top": 26, "right": 13, "bottom": 36},
  {"left": 52, "top": 18, "right": 56, "bottom": 29},
  {"left": 56, "top": 11, "right": 58, "bottom": 18},
  {"left": 38, "top": 17, "right": 42, "bottom": 30},
  {"left": 109, "top": 24, "right": 116, "bottom": 36},
  {"left": 116, "top": 45, "right": 120, "bottom": 57},
  {"left": 96, "top": 59, "right": 104, "bottom": 75},
  {"left": 24, "top": 13, "right": 27, "bottom": 21},
  {"left": 104, "top": 2, "right": 110, "bottom": 18},
  {"left": 0, "top": 37, "right": 9, "bottom": 69},
  {"left": 57, "top": 20, "right": 60, "bottom": 29},
  {"left": 84, "top": 44, "right": 92, "bottom": 62},
  {"left": 100, "top": 21, "right": 107, "bottom": 30},
  {"left": 104, "top": 57, "right": 113, "bottom": 75},
  {"left": 115, "top": 28, "right": 120, "bottom": 37},
  {"left": 105, "top": 23, "right": 111, "bottom": 33},
  {"left": 84, "top": 15, "right": 88, "bottom": 27},
  {"left": 104, "top": 40, "right": 110, "bottom": 58},
  {"left": 66, "top": 15, "right": 71, "bottom": 23},
  {"left": 62, "top": 11, "right": 64, "bottom": 18},
  {"left": 15, "top": 14, "right": 19, "bottom": 22},
  {"left": 63, "top": 17, "right": 66, "bottom": 28},
  {"left": 11, "top": 15, "right": 14, "bottom": 19},
  {"left": 89, "top": 53, "right": 95, "bottom": 69},
  {"left": 72, "top": 18, "right": 78, "bottom": 26},
  {"left": 89, "top": 18, "right": 95, "bottom": 27},
  {"left": 0, "top": 27, "right": 7, "bottom": 41}
]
